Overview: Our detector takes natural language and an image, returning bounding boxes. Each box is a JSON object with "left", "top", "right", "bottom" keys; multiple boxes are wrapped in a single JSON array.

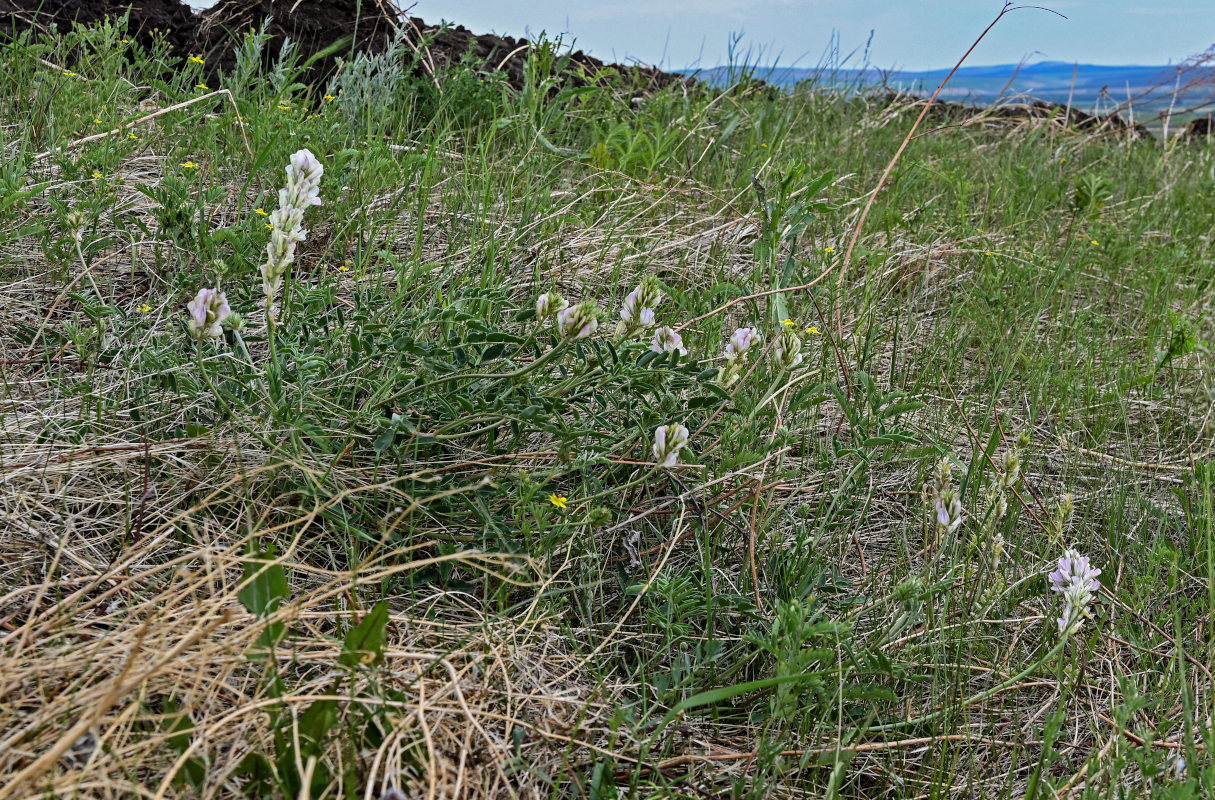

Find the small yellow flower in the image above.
[
  {"left": 254, "top": 207, "right": 267, "bottom": 216},
  {"left": 91, "top": 171, "right": 102, "bottom": 179},
  {"left": 823, "top": 246, "right": 835, "bottom": 253},
  {"left": 277, "top": 104, "right": 291, "bottom": 110},
  {"left": 196, "top": 83, "right": 209, "bottom": 90},
  {"left": 984, "top": 251, "right": 994, "bottom": 256},
  {"left": 323, "top": 94, "right": 336, "bottom": 102},
  {"left": 121, "top": 39, "right": 128, "bottom": 44},
  {"left": 137, "top": 303, "right": 152, "bottom": 313},
  {"left": 180, "top": 161, "right": 199, "bottom": 169},
  {"left": 93, "top": 118, "right": 102, "bottom": 124},
  {"left": 62, "top": 70, "right": 76, "bottom": 77},
  {"left": 781, "top": 318, "right": 794, "bottom": 326},
  {"left": 760, "top": 142, "right": 768, "bottom": 148},
  {"left": 549, "top": 494, "right": 568, "bottom": 510},
  {"left": 1090, "top": 239, "right": 1099, "bottom": 246},
  {"left": 189, "top": 55, "right": 204, "bottom": 65},
  {"left": 805, "top": 326, "right": 821, "bottom": 335},
  {"left": 265, "top": 223, "right": 273, "bottom": 230},
  {"left": 338, "top": 265, "right": 350, "bottom": 273},
  {"left": 128, "top": 133, "right": 137, "bottom": 139}
]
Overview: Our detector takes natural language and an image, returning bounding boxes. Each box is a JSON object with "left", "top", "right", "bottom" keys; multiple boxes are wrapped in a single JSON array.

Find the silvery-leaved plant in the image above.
[
  {"left": 772, "top": 327, "right": 804, "bottom": 371},
  {"left": 930, "top": 456, "right": 963, "bottom": 535},
  {"left": 650, "top": 325, "right": 687, "bottom": 356},
  {"left": 555, "top": 301, "right": 599, "bottom": 341},
  {"left": 186, "top": 287, "right": 231, "bottom": 341},
  {"left": 261, "top": 148, "right": 323, "bottom": 316},
  {"left": 652, "top": 423, "right": 690, "bottom": 469},
  {"left": 718, "top": 327, "right": 761, "bottom": 387},
  {"left": 535, "top": 290, "right": 568, "bottom": 321},
  {"left": 1048, "top": 547, "right": 1100, "bottom": 634},
  {"left": 615, "top": 275, "right": 664, "bottom": 338}
]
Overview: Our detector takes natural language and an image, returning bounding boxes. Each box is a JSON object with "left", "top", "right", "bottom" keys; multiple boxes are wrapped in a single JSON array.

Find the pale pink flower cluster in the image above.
[
  {"left": 719, "top": 327, "right": 761, "bottom": 387},
  {"left": 1048, "top": 548, "right": 1101, "bottom": 634},
  {"left": 616, "top": 276, "right": 665, "bottom": 338},
  {"left": 186, "top": 288, "right": 231, "bottom": 341},
  {"left": 650, "top": 325, "right": 687, "bottom": 356}
]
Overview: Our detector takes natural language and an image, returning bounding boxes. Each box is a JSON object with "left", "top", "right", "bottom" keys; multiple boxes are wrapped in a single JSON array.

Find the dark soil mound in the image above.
[
  {"left": 197, "top": 0, "right": 401, "bottom": 84},
  {"left": 418, "top": 18, "right": 685, "bottom": 93},
  {"left": 0, "top": 0, "right": 198, "bottom": 57},
  {"left": 0, "top": 0, "right": 690, "bottom": 93},
  {"left": 1185, "top": 116, "right": 1214, "bottom": 137}
]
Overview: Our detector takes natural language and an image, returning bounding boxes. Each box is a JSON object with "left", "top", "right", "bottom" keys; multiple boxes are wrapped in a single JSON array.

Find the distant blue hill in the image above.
[{"left": 686, "top": 62, "right": 1215, "bottom": 122}]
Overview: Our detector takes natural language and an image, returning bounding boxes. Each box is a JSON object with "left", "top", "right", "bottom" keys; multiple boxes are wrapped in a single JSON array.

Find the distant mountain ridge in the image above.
[{"left": 688, "top": 61, "right": 1215, "bottom": 121}]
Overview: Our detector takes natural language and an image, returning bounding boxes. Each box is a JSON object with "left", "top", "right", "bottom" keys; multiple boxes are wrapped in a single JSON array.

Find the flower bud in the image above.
[
  {"left": 555, "top": 302, "right": 600, "bottom": 341},
  {"left": 772, "top": 327, "right": 804, "bottom": 371},
  {"left": 652, "top": 423, "right": 690, "bottom": 469},
  {"left": 931, "top": 457, "right": 963, "bottom": 534},
  {"left": 535, "top": 291, "right": 568, "bottom": 321},
  {"left": 64, "top": 211, "right": 85, "bottom": 245}
]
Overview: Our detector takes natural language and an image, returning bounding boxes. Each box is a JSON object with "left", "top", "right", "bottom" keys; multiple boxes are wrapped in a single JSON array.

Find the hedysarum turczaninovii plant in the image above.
[{"left": 261, "top": 149, "right": 323, "bottom": 321}]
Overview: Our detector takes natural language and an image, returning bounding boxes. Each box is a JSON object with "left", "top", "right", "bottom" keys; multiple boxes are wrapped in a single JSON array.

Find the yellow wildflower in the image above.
[
  {"left": 62, "top": 70, "right": 76, "bottom": 77},
  {"left": 196, "top": 83, "right": 209, "bottom": 90},
  {"left": 254, "top": 208, "right": 267, "bottom": 216},
  {"left": 323, "top": 94, "right": 336, "bottom": 102},
  {"left": 1090, "top": 239, "right": 1099, "bottom": 246},
  {"left": 549, "top": 494, "right": 568, "bottom": 510},
  {"left": 189, "top": 55, "right": 204, "bottom": 65},
  {"left": 277, "top": 104, "right": 291, "bottom": 110},
  {"left": 180, "top": 161, "right": 199, "bottom": 169},
  {"left": 338, "top": 265, "right": 350, "bottom": 273},
  {"left": 91, "top": 171, "right": 102, "bottom": 179},
  {"left": 823, "top": 246, "right": 835, "bottom": 253},
  {"left": 137, "top": 304, "right": 152, "bottom": 313},
  {"left": 806, "top": 326, "right": 821, "bottom": 335},
  {"left": 781, "top": 319, "right": 794, "bottom": 326}
]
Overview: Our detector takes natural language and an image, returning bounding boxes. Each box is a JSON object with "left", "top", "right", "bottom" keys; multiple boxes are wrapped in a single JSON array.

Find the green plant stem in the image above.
[
  {"left": 195, "top": 345, "right": 276, "bottom": 450},
  {"left": 575, "top": 467, "right": 659, "bottom": 506},
  {"left": 866, "top": 633, "right": 1072, "bottom": 734},
  {"left": 368, "top": 340, "right": 568, "bottom": 411}
]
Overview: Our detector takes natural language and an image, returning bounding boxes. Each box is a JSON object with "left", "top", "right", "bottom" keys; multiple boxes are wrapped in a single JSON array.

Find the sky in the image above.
[{"left": 402, "top": 1, "right": 1214, "bottom": 72}]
